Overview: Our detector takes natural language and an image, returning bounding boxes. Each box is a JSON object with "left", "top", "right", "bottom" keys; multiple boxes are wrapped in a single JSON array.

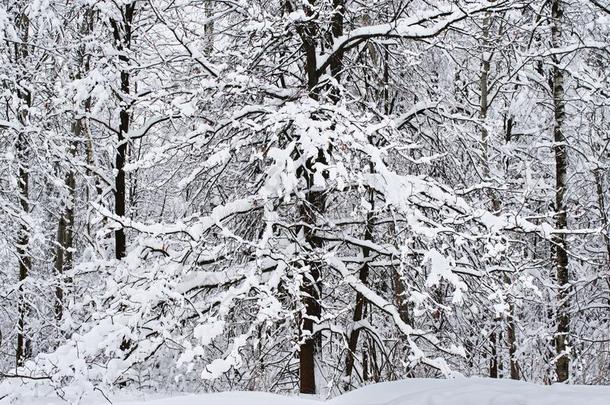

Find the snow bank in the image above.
[
  {"left": 116, "top": 391, "right": 320, "bottom": 405},
  {"left": 3, "top": 378, "right": 610, "bottom": 405},
  {"left": 331, "top": 378, "right": 610, "bottom": 405}
]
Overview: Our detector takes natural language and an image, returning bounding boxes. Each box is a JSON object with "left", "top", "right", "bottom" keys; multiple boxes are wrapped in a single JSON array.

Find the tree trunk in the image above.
[
  {"left": 507, "top": 302, "right": 520, "bottom": 380},
  {"left": 111, "top": 4, "right": 136, "bottom": 260},
  {"left": 297, "top": 1, "right": 322, "bottom": 393},
  {"left": 550, "top": 0, "right": 570, "bottom": 383},
  {"left": 344, "top": 183, "right": 374, "bottom": 388},
  {"left": 479, "top": 6, "right": 505, "bottom": 379},
  {"left": 16, "top": 132, "right": 31, "bottom": 368},
  {"left": 298, "top": 185, "right": 324, "bottom": 394},
  {"left": 204, "top": 0, "right": 214, "bottom": 56},
  {"left": 593, "top": 169, "right": 610, "bottom": 298},
  {"left": 503, "top": 99, "right": 520, "bottom": 380},
  {"left": 14, "top": 8, "right": 32, "bottom": 368},
  {"left": 54, "top": 212, "right": 66, "bottom": 321},
  {"left": 489, "top": 329, "right": 498, "bottom": 378},
  {"left": 54, "top": 121, "right": 78, "bottom": 322},
  {"left": 294, "top": 0, "right": 346, "bottom": 393},
  {"left": 328, "top": 0, "right": 344, "bottom": 103},
  {"left": 15, "top": 87, "right": 32, "bottom": 370}
]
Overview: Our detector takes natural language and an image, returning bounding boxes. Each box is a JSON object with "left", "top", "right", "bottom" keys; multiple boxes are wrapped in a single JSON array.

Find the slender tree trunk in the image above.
[
  {"left": 393, "top": 270, "right": 410, "bottom": 327},
  {"left": 479, "top": 15, "right": 492, "bottom": 187},
  {"left": 54, "top": 122, "right": 78, "bottom": 321},
  {"left": 507, "top": 302, "right": 520, "bottom": 380},
  {"left": 489, "top": 329, "right": 498, "bottom": 378},
  {"left": 15, "top": 87, "right": 32, "bottom": 370},
  {"left": 111, "top": 4, "right": 135, "bottom": 260},
  {"left": 593, "top": 170, "right": 610, "bottom": 299},
  {"left": 594, "top": 170, "right": 610, "bottom": 263},
  {"left": 298, "top": 171, "right": 324, "bottom": 394},
  {"left": 550, "top": 0, "right": 570, "bottom": 383},
  {"left": 295, "top": 0, "right": 323, "bottom": 393},
  {"left": 54, "top": 7, "right": 91, "bottom": 322},
  {"left": 362, "top": 339, "right": 369, "bottom": 382},
  {"left": 328, "top": 0, "right": 344, "bottom": 102},
  {"left": 479, "top": 7, "right": 505, "bottom": 379},
  {"left": 115, "top": 83, "right": 129, "bottom": 260},
  {"left": 54, "top": 211, "right": 66, "bottom": 321},
  {"left": 204, "top": 0, "right": 214, "bottom": 56},
  {"left": 344, "top": 182, "right": 374, "bottom": 387},
  {"left": 294, "top": 0, "right": 348, "bottom": 393},
  {"left": 298, "top": 205, "right": 323, "bottom": 395},
  {"left": 16, "top": 132, "right": 31, "bottom": 368},
  {"left": 503, "top": 99, "right": 520, "bottom": 380},
  {"left": 14, "top": 8, "right": 32, "bottom": 368},
  {"left": 478, "top": 8, "right": 500, "bottom": 215}
]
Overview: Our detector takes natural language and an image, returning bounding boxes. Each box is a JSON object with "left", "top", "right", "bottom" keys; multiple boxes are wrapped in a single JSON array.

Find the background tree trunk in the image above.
[
  {"left": 14, "top": 7, "right": 32, "bottom": 369},
  {"left": 344, "top": 183, "right": 374, "bottom": 387},
  {"left": 16, "top": 131, "right": 31, "bottom": 368},
  {"left": 110, "top": 3, "right": 136, "bottom": 260},
  {"left": 54, "top": 121, "right": 77, "bottom": 322},
  {"left": 550, "top": 0, "right": 570, "bottom": 383}
]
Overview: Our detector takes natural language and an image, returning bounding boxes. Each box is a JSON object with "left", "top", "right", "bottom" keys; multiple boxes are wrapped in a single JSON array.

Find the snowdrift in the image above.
[
  {"left": 330, "top": 379, "right": 610, "bottom": 405},
  {"left": 4, "top": 378, "right": 610, "bottom": 405}
]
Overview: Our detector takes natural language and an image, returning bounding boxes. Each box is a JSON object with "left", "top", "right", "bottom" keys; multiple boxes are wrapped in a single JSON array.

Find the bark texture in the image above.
[{"left": 550, "top": 0, "right": 570, "bottom": 383}]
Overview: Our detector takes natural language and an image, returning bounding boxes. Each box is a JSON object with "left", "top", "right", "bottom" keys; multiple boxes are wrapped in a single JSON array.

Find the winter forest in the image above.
[{"left": 0, "top": 0, "right": 610, "bottom": 402}]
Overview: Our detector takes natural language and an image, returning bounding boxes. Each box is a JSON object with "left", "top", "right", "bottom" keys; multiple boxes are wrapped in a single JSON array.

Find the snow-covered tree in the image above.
[{"left": 0, "top": 0, "right": 608, "bottom": 396}]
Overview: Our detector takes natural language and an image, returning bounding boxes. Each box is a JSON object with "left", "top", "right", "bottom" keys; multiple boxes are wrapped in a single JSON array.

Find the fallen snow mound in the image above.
[
  {"left": 4, "top": 378, "right": 610, "bottom": 405},
  {"left": 330, "top": 378, "right": 610, "bottom": 405}
]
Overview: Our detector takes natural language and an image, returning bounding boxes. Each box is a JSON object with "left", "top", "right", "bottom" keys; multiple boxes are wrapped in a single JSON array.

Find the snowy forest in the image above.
[{"left": 0, "top": 0, "right": 609, "bottom": 401}]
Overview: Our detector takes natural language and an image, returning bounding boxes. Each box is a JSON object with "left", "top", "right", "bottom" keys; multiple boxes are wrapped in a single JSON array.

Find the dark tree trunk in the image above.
[
  {"left": 479, "top": 8, "right": 505, "bottom": 379},
  {"left": 293, "top": 0, "right": 332, "bottom": 394},
  {"left": 593, "top": 170, "right": 610, "bottom": 297},
  {"left": 54, "top": 7, "right": 92, "bottom": 322},
  {"left": 550, "top": 0, "right": 570, "bottom": 383},
  {"left": 287, "top": 0, "right": 346, "bottom": 393},
  {"left": 344, "top": 186, "right": 374, "bottom": 387},
  {"left": 298, "top": 185, "right": 324, "bottom": 394},
  {"left": 14, "top": 9, "right": 32, "bottom": 368},
  {"left": 328, "top": 0, "right": 344, "bottom": 102},
  {"left": 115, "top": 96, "right": 128, "bottom": 260},
  {"left": 110, "top": 3, "right": 136, "bottom": 260},
  {"left": 507, "top": 305, "right": 520, "bottom": 380},
  {"left": 54, "top": 122, "right": 78, "bottom": 321},
  {"left": 489, "top": 329, "right": 498, "bottom": 378},
  {"left": 16, "top": 133, "right": 32, "bottom": 368},
  {"left": 204, "top": 0, "right": 214, "bottom": 56}
]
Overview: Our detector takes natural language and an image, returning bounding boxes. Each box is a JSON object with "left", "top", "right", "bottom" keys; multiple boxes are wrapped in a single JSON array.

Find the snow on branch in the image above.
[{"left": 316, "top": 1, "right": 516, "bottom": 75}]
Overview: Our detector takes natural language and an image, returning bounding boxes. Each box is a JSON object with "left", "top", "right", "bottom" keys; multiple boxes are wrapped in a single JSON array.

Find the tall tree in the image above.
[
  {"left": 9, "top": 0, "right": 33, "bottom": 368},
  {"left": 109, "top": 1, "right": 136, "bottom": 260},
  {"left": 54, "top": 7, "right": 93, "bottom": 322},
  {"left": 550, "top": 0, "right": 570, "bottom": 383}
]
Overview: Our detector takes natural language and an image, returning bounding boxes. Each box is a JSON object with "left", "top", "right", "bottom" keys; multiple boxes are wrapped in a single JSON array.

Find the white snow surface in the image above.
[{"left": 3, "top": 378, "right": 610, "bottom": 405}]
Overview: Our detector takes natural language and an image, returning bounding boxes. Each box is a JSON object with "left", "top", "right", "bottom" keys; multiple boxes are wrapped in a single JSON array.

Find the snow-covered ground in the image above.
[{"left": 3, "top": 378, "right": 610, "bottom": 405}]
